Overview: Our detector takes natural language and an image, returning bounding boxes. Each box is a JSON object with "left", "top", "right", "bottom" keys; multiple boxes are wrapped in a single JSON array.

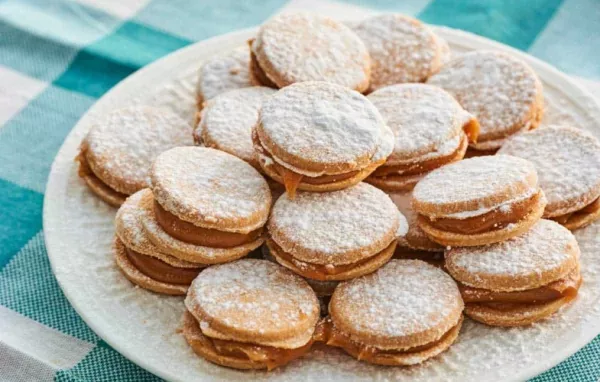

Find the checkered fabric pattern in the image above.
[{"left": 0, "top": 0, "right": 598, "bottom": 380}]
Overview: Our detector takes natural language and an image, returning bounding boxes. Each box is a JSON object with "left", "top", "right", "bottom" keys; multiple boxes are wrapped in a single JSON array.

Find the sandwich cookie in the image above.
[
  {"left": 366, "top": 84, "right": 479, "bottom": 191},
  {"left": 445, "top": 219, "right": 582, "bottom": 327},
  {"left": 194, "top": 86, "right": 276, "bottom": 170},
  {"left": 253, "top": 81, "right": 394, "bottom": 197},
  {"left": 498, "top": 125, "right": 600, "bottom": 230},
  {"left": 389, "top": 192, "right": 444, "bottom": 265},
  {"left": 250, "top": 12, "right": 370, "bottom": 92},
  {"left": 143, "top": 147, "right": 270, "bottom": 264},
  {"left": 353, "top": 14, "right": 451, "bottom": 91},
  {"left": 195, "top": 46, "right": 252, "bottom": 110},
  {"left": 114, "top": 190, "right": 204, "bottom": 295},
  {"left": 183, "top": 259, "right": 320, "bottom": 370},
  {"left": 428, "top": 51, "right": 543, "bottom": 153},
  {"left": 413, "top": 155, "right": 547, "bottom": 246},
  {"left": 77, "top": 106, "right": 192, "bottom": 207},
  {"left": 267, "top": 183, "right": 408, "bottom": 282},
  {"left": 316, "top": 260, "right": 464, "bottom": 366}
]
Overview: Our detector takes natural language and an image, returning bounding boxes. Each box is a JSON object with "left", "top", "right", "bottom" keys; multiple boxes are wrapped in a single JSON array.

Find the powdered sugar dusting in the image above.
[
  {"left": 196, "top": 46, "right": 252, "bottom": 102},
  {"left": 427, "top": 50, "right": 540, "bottom": 140},
  {"left": 498, "top": 125, "right": 600, "bottom": 216},
  {"left": 354, "top": 14, "right": 444, "bottom": 89},
  {"left": 413, "top": 155, "right": 536, "bottom": 209},
  {"left": 151, "top": 147, "right": 271, "bottom": 231},
  {"left": 447, "top": 220, "right": 577, "bottom": 280},
  {"left": 368, "top": 84, "right": 472, "bottom": 161},
  {"left": 85, "top": 105, "right": 193, "bottom": 193},
  {"left": 332, "top": 260, "right": 463, "bottom": 339},
  {"left": 185, "top": 259, "right": 318, "bottom": 334},
  {"left": 259, "top": 81, "right": 392, "bottom": 169},
  {"left": 198, "top": 87, "right": 275, "bottom": 165},
  {"left": 269, "top": 183, "right": 401, "bottom": 263},
  {"left": 253, "top": 12, "right": 369, "bottom": 89}
]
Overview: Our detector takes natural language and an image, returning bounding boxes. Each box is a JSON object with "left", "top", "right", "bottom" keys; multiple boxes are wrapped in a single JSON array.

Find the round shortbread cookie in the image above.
[
  {"left": 367, "top": 84, "right": 476, "bottom": 163},
  {"left": 150, "top": 147, "right": 271, "bottom": 233},
  {"left": 330, "top": 259, "right": 463, "bottom": 350},
  {"left": 196, "top": 87, "right": 276, "bottom": 169},
  {"left": 256, "top": 81, "right": 393, "bottom": 176},
  {"left": 81, "top": 105, "right": 193, "bottom": 195},
  {"left": 389, "top": 192, "right": 443, "bottom": 252},
  {"left": 115, "top": 189, "right": 203, "bottom": 268},
  {"left": 427, "top": 50, "right": 543, "bottom": 149},
  {"left": 445, "top": 219, "right": 580, "bottom": 292},
  {"left": 251, "top": 12, "right": 370, "bottom": 92},
  {"left": 353, "top": 14, "right": 450, "bottom": 90},
  {"left": 113, "top": 238, "right": 188, "bottom": 295},
  {"left": 498, "top": 125, "right": 600, "bottom": 217},
  {"left": 413, "top": 155, "right": 539, "bottom": 218},
  {"left": 184, "top": 259, "right": 319, "bottom": 346},
  {"left": 196, "top": 46, "right": 252, "bottom": 105},
  {"left": 268, "top": 183, "right": 407, "bottom": 265}
]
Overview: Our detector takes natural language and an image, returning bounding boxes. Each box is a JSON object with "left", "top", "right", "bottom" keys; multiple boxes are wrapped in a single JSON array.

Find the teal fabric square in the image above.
[
  {"left": 0, "top": 179, "right": 43, "bottom": 268},
  {"left": 134, "top": 0, "right": 288, "bottom": 41},
  {"left": 0, "top": 232, "right": 98, "bottom": 342},
  {"left": 0, "top": 19, "right": 77, "bottom": 81},
  {"left": 0, "top": 85, "right": 95, "bottom": 193},
  {"left": 54, "top": 340, "right": 162, "bottom": 382},
  {"left": 53, "top": 21, "right": 190, "bottom": 98},
  {"left": 419, "top": 0, "right": 564, "bottom": 51}
]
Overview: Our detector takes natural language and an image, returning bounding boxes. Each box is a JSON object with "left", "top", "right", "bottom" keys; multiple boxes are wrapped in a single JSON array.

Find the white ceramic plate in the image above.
[{"left": 44, "top": 26, "right": 600, "bottom": 382}]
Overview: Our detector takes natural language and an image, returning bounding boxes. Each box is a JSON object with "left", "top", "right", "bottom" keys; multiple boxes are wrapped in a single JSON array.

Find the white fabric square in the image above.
[{"left": 0, "top": 66, "right": 47, "bottom": 128}]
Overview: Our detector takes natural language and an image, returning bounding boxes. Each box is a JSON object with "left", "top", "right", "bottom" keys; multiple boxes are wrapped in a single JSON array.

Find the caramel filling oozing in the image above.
[
  {"left": 154, "top": 201, "right": 262, "bottom": 248},
  {"left": 248, "top": 43, "right": 278, "bottom": 89},
  {"left": 187, "top": 311, "right": 313, "bottom": 370},
  {"left": 372, "top": 135, "right": 468, "bottom": 178},
  {"left": 77, "top": 150, "right": 128, "bottom": 200},
  {"left": 460, "top": 267, "right": 581, "bottom": 305},
  {"left": 393, "top": 247, "right": 444, "bottom": 267},
  {"left": 551, "top": 197, "right": 600, "bottom": 225},
  {"left": 424, "top": 191, "right": 541, "bottom": 235},
  {"left": 269, "top": 239, "right": 394, "bottom": 280},
  {"left": 125, "top": 248, "right": 202, "bottom": 285},
  {"left": 313, "top": 318, "right": 459, "bottom": 360}
]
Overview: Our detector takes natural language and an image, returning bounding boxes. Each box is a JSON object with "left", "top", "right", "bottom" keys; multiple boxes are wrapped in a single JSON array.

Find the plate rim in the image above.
[{"left": 43, "top": 25, "right": 600, "bottom": 382}]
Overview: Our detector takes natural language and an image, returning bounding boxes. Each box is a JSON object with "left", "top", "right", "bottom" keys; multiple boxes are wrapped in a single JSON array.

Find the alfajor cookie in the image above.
[
  {"left": 353, "top": 14, "right": 451, "bottom": 91},
  {"left": 498, "top": 125, "right": 600, "bottom": 230},
  {"left": 250, "top": 12, "right": 370, "bottom": 92},
  {"left": 366, "top": 84, "right": 479, "bottom": 191},
  {"left": 253, "top": 81, "right": 394, "bottom": 197},
  {"left": 389, "top": 191, "right": 444, "bottom": 265},
  {"left": 183, "top": 259, "right": 320, "bottom": 370},
  {"left": 77, "top": 106, "right": 192, "bottom": 207},
  {"left": 114, "top": 189, "right": 205, "bottom": 295},
  {"left": 267, "top": 183, "right": 408, "bottom": 282},
  {"left": 413, "top": 155, "right": 547, "bottom": 247},
  {"left": 317, "top": 259, "right": 464, "bottom": 366},
  {"left": 196, "top": 46, "right": 252, "bottom": 109},
  {"left": 428, "top": 50, "right": 544, "bottom": 153},
  {"left": 445, "top": 219, "right": 581, "bottom": 327},
  {"left": 195, "top": 86, "right": 275, "bottom": 170},
  {"left": 142, "top": 147, "right": 270, "bottom": 264}
]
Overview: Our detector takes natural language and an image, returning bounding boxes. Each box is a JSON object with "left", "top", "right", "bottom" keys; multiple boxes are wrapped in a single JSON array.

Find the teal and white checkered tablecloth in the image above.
[{"left": 0, "top": 0, "right": 599, "bottom": 381}]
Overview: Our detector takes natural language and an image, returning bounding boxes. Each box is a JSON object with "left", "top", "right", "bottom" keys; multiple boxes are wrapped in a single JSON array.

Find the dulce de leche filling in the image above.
[
  {"left": 268, "top": 239, "right": 394, "bottom": 280},
  {"left": 423, "top": 190, "right": 542, "bottom": 235},
  {"left": 154, "top": 201, "right": 262, "bottom": 248},
  {"left": 551, "top": 197, "right": 600, "bottom": 225},
  {"left": 186, "top": 311, "right": 313, "bottom": 370},
  {"left": 460, "top": 266, "right": 581, "bottom": 306},
  {"left": 126, "top": 248, "right": 202, "bottom": 285},
  {"left": 313, "top": 317, "right": 461, "bottom": 360}
]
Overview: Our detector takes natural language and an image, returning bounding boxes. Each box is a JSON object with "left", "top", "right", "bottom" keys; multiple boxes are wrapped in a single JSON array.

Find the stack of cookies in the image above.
[{"left": 76, "top": 11, "right": 600, "bottom": 372}]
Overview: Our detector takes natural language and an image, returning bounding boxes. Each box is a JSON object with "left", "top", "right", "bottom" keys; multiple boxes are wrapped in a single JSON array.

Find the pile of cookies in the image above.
[{"left": 76, "top": 12, "right": 600, "bottom": 371}]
